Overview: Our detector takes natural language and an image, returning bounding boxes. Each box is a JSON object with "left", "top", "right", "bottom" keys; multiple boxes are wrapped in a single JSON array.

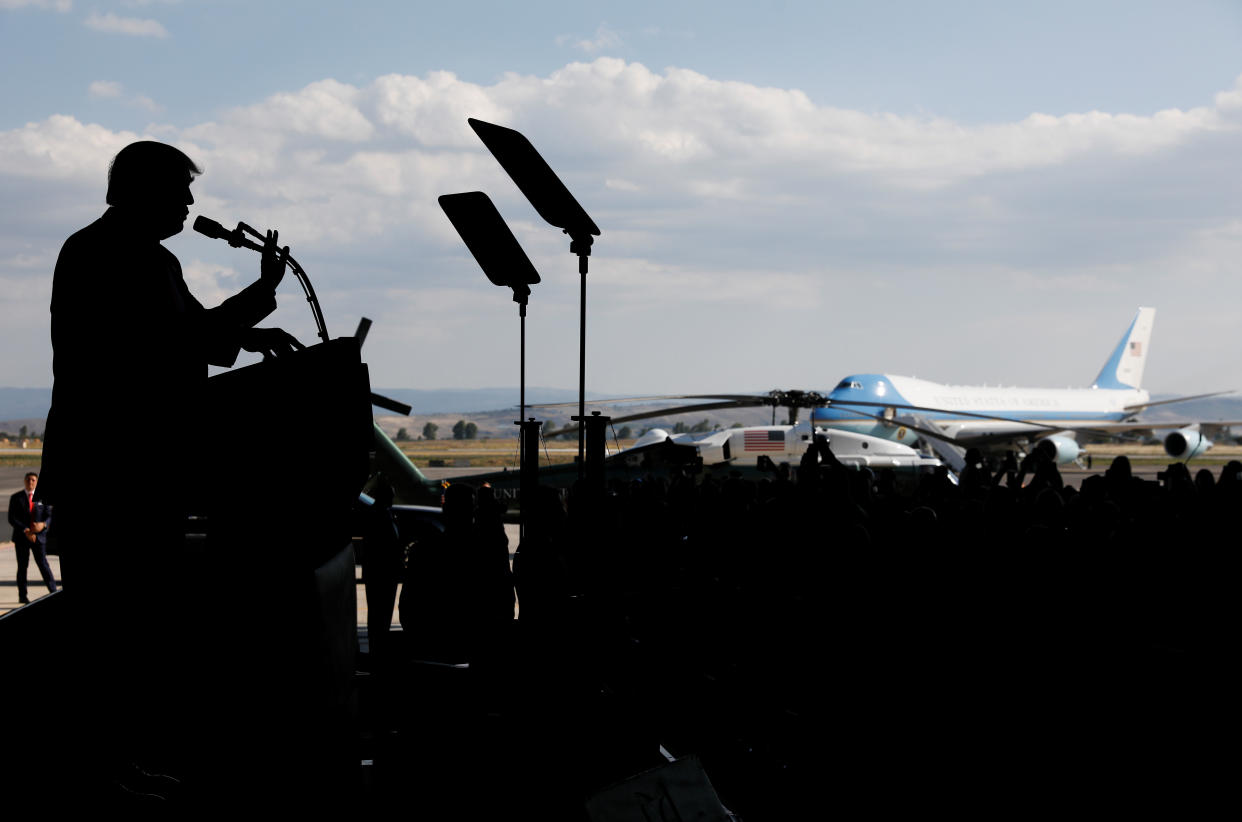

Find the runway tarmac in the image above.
[
  {"left": 0, "top": 516, "right": 520, "bottom": 623},
  {"left": 0, "top": 454, "right": 1205, "bottom": 498}
]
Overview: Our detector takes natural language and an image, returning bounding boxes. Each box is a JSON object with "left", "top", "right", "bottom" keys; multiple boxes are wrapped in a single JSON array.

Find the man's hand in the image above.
[
  {"left": 31, "top": 521, "right": 45, "bottom": 533},
  {"left": 261, "top": 229, "right": 290, "bottom": 288},
  {"left": 241, "top": 327, "right": 306, "bottom": 359},
  {"left": 24, "top": 529, "right": 36, "bottom": 543}
]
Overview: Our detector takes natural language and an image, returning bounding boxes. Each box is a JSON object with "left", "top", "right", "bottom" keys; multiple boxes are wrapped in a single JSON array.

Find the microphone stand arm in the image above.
[
  {"left": 236, "top": 222, "right": 330, "bottom": 344},
  {"left": 286, "top": 256, "right": 329, "bottom": 345}
]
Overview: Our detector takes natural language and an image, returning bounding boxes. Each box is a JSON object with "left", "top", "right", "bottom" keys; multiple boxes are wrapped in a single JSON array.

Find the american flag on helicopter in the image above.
[{"left": 743, "top": 430, "right": 784, "bottom": 451}]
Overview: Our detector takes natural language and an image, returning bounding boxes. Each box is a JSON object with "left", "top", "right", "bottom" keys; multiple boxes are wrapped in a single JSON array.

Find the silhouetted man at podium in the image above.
[
  {"left": 44, "top": 140, "right": 301, "bottom": 582},
  {"left": 40, "top": 140, "right": 303, "bottom": 797}
]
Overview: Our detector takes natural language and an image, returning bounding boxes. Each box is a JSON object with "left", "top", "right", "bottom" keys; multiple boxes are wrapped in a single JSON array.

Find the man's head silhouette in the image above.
[{"left": 106, "top": 140, "right": 201, "bottom": 240}]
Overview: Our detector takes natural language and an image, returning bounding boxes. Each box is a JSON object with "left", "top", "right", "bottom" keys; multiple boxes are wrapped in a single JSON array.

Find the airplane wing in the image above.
[
  {"left": 1122, "top": 390, "right": 1234, "bottom": 413},
  {"left": 937, "top": 417, "right": 1242, "bottom": 463},
  {"left": 1056, "top": 420, "right": 1242, "bottom": 435},
  {"left": 945, "top": 419, "right": 1242, "bottom": 444},
  {"left": 528, "top": 393, "right": 780, "bottom": 408}
]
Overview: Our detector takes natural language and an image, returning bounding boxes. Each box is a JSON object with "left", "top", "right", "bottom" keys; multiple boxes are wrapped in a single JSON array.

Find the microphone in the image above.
[
  {"left": 192, "top": 216, "right": 331, "bottom": 344},
  {"left": 193, "top": 215, "right": 264, "bottom": 253}
]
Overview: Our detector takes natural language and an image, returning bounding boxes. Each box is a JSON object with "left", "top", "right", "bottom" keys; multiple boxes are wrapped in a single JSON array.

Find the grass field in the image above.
[
  {"left": 394, "top": 436, "right": 640, "bottom": 468},
  {"left": 0, "top": 452, "right": 42, "bottom": 467},
  {"left": 1077, "top": 442, "right": 1242, "bottom": 466}
]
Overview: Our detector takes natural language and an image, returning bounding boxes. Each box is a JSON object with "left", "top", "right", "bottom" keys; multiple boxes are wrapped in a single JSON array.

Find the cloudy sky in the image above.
[{"left": 3, "top": 1, "right": 1242, "bottom": 402}]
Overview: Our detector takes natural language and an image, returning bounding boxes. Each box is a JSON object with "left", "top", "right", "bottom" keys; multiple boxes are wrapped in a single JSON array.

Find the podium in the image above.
[
  {"left": 194, "top": 337, "right": 374, "bottom": 802},
  {"left": 203, "top": 337, "right": 372, "bottom": 563}
]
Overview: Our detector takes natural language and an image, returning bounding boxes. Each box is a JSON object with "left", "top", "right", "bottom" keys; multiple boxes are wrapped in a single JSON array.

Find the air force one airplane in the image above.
[
  {"left": 814, "top": 307, "right": 1238, "bottom": 469},
  {"left": 529, "top": 307, "right": 1235, "bottom": 475}
]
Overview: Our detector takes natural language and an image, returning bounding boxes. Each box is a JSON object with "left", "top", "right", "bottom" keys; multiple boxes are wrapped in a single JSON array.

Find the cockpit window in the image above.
[{"left": 835, "top": 380, "right": 863, "bottom": 390}]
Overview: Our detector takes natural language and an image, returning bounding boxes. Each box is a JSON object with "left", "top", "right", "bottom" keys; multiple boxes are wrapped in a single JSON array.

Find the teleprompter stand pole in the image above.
[
  {"left": 517, "top": 290, "right": 529, "bottom": 424},
  {"left": 516, "top": 417, "right": 542, "bottom": 540},
  {"left": 572, "top": 234, "right": 592, "bottom": 480},
  {"left": 516, "top": 292, "right": 533, "bottom": 540},
  {"left": 570, "top": 409, "right": 609, "bottom": 497}
]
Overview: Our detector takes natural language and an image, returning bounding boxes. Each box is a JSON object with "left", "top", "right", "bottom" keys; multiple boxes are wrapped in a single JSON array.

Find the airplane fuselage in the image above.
[{"left": 814, "top": 374, "right": 1149, "bottom": 446}]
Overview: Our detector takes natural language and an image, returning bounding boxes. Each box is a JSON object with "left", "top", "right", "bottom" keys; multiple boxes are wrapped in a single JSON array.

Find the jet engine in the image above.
[
  {"left": 1033, "top": 435, "right": 1083, "bottom": 465},
  {"left": 1163, "top": 428, "right": 1211, "bottom": 460}
]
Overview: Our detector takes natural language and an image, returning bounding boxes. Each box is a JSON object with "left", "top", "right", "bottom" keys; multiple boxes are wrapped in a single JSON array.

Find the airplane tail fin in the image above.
[{"left": 1092, "top": 307, "right": 1155, "bottom": 390}]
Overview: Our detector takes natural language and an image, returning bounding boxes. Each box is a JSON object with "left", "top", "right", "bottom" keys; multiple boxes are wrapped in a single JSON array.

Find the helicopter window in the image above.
[{"left": 835, "top": 380, "right": 863, "bottom": 390}]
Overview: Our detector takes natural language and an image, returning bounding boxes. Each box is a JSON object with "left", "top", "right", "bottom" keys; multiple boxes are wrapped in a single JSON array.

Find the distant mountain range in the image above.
[
  {"left": 0, "top": 388, "right": 52, "bottom": 424},
  {"left": 0, "top": 387, "right": 51, "bottom": 427},
  {"left": 0, "top": 386, "right": 607, "bottom": 425},
  {"left": 5, "top": 385, "right": 1242, "bottom": 429},
  {"left": 369, "top": 387, "right": 604, "bottom": 414}
]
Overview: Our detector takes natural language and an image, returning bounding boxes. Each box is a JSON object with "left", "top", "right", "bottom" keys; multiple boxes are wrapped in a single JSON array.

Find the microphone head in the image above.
[{"left": 193, "top": 215, "right": 229, "bottom": 240}]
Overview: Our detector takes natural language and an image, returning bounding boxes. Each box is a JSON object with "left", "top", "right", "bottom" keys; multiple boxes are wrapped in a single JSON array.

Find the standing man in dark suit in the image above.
[{"left": 8, "top": 471, "right": 57, "bottom": 604}]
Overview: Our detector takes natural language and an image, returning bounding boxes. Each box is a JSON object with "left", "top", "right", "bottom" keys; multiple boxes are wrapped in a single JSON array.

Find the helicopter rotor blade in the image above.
[
  {"left": 532, "top": 387, "right": 1081, "bottom": 444},
  {"left": 821, "top": 404, "right": 963, "bottom": 446},
  {"left": 540, "top": 399, "right": 764, "bottom": 438},
  {"left": 823, "top": 399, "right": 1065, "bottom": 431},
  {"left": 528, "top": 393, "right": 779, "bottom": 409}
]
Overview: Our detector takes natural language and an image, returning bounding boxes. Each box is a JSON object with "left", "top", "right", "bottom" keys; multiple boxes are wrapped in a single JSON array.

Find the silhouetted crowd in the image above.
[{"left": 363, "top": 442, "right": 1236, "bottom": 818}]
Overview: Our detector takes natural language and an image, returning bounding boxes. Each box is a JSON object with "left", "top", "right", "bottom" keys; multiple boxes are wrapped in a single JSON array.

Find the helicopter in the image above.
[{"left": 364, "top": 386, "right": 943, "bottom": 515}]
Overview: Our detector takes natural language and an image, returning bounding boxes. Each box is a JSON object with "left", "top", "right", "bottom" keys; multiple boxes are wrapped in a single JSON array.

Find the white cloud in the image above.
[
  {"left": 88, "top": 80, "right": 123, "bottom": 98},
  {"left": 0, "top": 0, "right": 71, "bottom": 10},
  {"left": 1214, "top": 75, "right": 1242, "bottom": 111},
  {"left": 371, "top": 72, "right": 509, "bottom": 146},
  {"left": 181, "top": 259, "right": 242, "bottom": 307},
  {"left": 87, "top": 80, "right": 160, "bottom": 110},
  {"left": 558, "top": 23, "right": 623, "bottom": 54},
  {"left": 84, "top": 11, "right": 168, "bottom": 37},
  {"left": 0, "top": 115, "right": 140, "bottom": 180},
  {"left": 7, "top": 60, "right": 1239, "bottom": 247},
  {"left": 157, "top": 59, "right": 1241, "bottom": 208},
  {"left": 605, "top": 178, "right": 640, "bottom": 192},
  {"left": 3, "top": 60, "right": 1242, "bottom": 391},
  {"left": 227, "top": 79, "right": 374, "bottom": 142},
  {"left": 594, "top": 257, "right": 822, "bottom": 312},
  {"left": 2, "top": 251, "right": 54, "bottom": 270}
]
